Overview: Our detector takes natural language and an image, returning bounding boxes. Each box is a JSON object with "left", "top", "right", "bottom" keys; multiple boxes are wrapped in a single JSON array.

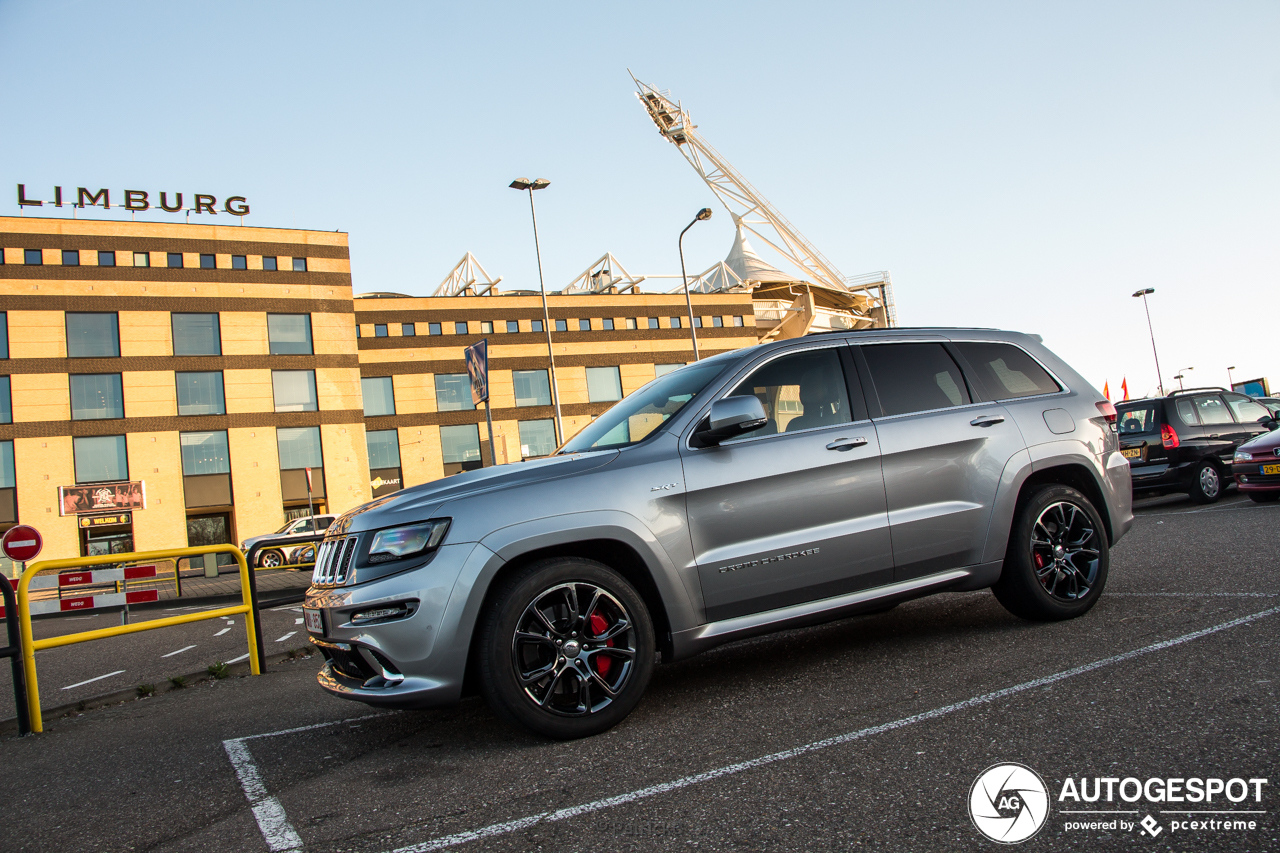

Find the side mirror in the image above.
[
  {"left": 692, "top": 396, "right": 768, "bottom": 447},
  {"left": 1265, "top": 418, "right": 1279, "bottom": 431}
]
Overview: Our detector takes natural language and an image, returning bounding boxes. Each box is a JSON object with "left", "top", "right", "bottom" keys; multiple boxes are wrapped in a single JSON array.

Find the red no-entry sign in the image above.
[{"left": 2, "top": 525, "right": 43, "bottom": 563}]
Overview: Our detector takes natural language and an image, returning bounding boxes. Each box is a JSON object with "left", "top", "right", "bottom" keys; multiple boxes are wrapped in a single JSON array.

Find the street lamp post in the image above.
[
  {"left": 678, "top": 207, "right": 713, "bottom": 361},
  {"left": 1175, "top": 367, "right": 1194, "bottom": 391},
  {"left": 1132, "top": 288, "right": 1165, "bottom": 396},
  {"left": 1227, "top": 365, "right": 1236, "bottom": 391},
  {"left": 509, "top": 178, "right": 563, "bottom": 444}
]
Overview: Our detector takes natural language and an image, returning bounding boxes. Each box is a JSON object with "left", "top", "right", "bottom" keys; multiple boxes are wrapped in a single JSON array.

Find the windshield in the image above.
[
  {"left": 275, "top": 520, "right": 296, "bottom": 534},
  {"left": 559, "top": 361, "right": 728, "bottom": 453}
]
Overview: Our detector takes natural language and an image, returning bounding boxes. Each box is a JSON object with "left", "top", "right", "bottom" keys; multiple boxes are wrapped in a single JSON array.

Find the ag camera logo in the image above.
[{"left": 969, "top": 763, "right": 1050, "bottom": 844}]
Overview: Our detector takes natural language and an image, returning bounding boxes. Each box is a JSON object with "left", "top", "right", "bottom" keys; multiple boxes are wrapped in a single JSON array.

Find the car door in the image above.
[
  {"left": 679, "top": 343, "right": 893, "bottom": 623},
  {"left": 853, "top": 341, "right": 1026, "bottom": 581},
  {"left": 1189, "top": 394, "right": 1240, "bottom": 465},
  {"left": 1221, "top": 393, "right": 1272, "bottom": 449}
]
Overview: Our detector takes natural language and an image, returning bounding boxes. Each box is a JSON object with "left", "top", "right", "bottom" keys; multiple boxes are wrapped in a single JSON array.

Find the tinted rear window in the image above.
[
  {"left": 861, "top": 342, "right": 971, "bottom": 417},
  {"left": 952, "top": 342, "right": 1060, "bottom": 400},
  {"left": 1117, "top": 405, "right": 1157, "bottom": 434}
]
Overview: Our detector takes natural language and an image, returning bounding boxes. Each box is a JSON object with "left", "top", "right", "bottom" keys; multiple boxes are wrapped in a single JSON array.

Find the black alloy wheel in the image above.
[
  {"left": 478, "top": 558, "right": 655, "bottom": 739},
  {"left": 993, "top": 484, "right": 1110, "bottom": 621}
]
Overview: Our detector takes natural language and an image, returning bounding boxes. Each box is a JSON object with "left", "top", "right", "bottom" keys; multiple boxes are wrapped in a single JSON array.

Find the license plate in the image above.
[
  {"left": 1121, "top": 448, "right": 1143, "bottom": 460},
  {"left": 304, "top": 608, "right": 325, "bottom": 634},
  {"left": 1262, "top": 464, "right": 1280, "bottom": 476}
]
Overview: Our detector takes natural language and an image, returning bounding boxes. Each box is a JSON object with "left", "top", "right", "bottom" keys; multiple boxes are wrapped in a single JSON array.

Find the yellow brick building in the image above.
[{"left": 0, "top": 215, "right": 757, "bottom": 568}]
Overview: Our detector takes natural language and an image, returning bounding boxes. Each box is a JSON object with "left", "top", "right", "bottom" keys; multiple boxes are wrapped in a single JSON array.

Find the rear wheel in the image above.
[
  {"left": 993, "top": 484, "right": 1109, "bottom": 621},
  {"left": 1247, "top": 491, "right": 1280, "bottom": 504},
  {"left": 1188, "top": 460, "right": 1223, "bottom": 504},
  {"left": 477, "top": 558, "right": 655, "bottom": 739},
  {"left": 259, "top": 549, "right": 284, "bottom": 568}
]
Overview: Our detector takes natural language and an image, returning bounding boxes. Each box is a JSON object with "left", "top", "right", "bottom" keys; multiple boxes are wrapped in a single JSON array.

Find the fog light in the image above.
[{"left": 349, "top": 601, "right": 416, "bottom": 625}]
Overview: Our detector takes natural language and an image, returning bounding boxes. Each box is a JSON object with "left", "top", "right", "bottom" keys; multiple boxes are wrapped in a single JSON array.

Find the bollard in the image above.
[{"left": 203, "top": 552, "right": 218, "bottom": 579}]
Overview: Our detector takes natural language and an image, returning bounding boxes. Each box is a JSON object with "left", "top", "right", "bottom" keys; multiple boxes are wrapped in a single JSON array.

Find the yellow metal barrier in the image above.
[{"left": 17, "top": 544, "right": 261, "bottom": 734}]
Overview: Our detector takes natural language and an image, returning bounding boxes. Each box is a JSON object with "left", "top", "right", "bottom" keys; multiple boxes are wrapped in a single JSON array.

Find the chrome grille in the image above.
[{"left": 312, "top": 536, "right": 358, "bottom": 587}]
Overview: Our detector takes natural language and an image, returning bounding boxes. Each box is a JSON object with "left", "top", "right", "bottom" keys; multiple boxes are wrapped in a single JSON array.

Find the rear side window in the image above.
[
  {"left": 1174, "top": 398, "right": 1200, "bottom": 426},
  {"left": 1117, "top": 405, "right": 1156, "bottom": 434},
  {"left": 952, "top": 342, "right": 1060, "bottom": 400},
  {"left": 862, "top": 343, "right": 970, "bottom": 417},
  {"left": 1192, "top": 395, "right": 1234, "bottom": 425}
]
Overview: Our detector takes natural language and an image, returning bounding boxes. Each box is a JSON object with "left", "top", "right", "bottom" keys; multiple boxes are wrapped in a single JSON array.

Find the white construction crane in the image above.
[{"left": 630, "top": 73, "right": 896, "bottom": 327}]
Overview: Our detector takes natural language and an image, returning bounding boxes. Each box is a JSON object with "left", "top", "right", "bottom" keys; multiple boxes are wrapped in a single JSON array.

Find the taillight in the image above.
[
  {"left": 1161, "top": 424, "right": 1180, "bottom": 449},
  {"left": 1096, "top": 401, "right": 1117, "bottom": 425}
]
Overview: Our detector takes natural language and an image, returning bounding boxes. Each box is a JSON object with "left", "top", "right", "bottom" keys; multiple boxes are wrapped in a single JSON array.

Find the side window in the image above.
[
  {"left": 1193, "top": 395, "right": 1234, "bottom": 425},
  {"left": 1174, "top": 399, "right": 1200, "bottom": 426},
  {"left": 1224, "top": 394, "right": 1271, "bottom": 425},
  {"left": 724, "top": 348, "right": 851, "bottom": 442},
  {"left": 862, "top": 343, "right": 970, "bottom": 417},
  {"left": 317, "top": 517, "right": 335, "bottom": 531},
  {"left": 951, "top": 342, "right": 1060, "bottom": 400}
]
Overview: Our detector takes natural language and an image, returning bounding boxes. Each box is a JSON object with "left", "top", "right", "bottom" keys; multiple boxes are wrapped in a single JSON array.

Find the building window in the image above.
[
  {"left": 70, "top": 374, "right": 124, "bottom": 420},
  {"left": 626, "top": 318, "right": 637, "bottom": 330},
  {"left": 0, "top": 376, "right": 10, "bottom": 424},
  {"left": 272, "top": 370, "right": 318, "bottom": 412},
  {"left": 277, "top": 426, "right": 322, "bottom": 469},
  {"left": 586, "top": 366, "right": 623, "bottom": 402},
  {"left": 63, "top": 250, "right": 80, "bottom": 266},
  {"left": 513, "top": 369, "right": 552, "bottom": 407},
  {"left": 455, "top": 321, "right": 468, "bottom": 335},
  {"left": 66, "top": 313, "right": 120, "bottom": 358},
  {"left": 180, "top": 430, "right": 231, "bottom": 475},
  {"left": 669, "top": 316, "right": 682, "bottom": 329},
  {"left": 133, "top": 251, "right": 150, "bottom": 268},
  {"left": 506, "top": 321, "right": 519, "bottom": 333},
  {"left": 171, "top": 313, "right": 222, "bottom": 356},
  {"left": 0, "top": 313, "right": 8, "bottom": 359},
  {"left": 0, "top": 440, "right": 14, "bottom": 524},
  {"left": 480, "top": 321, "right": 493, "bottom": 334},
  {"left": 693, "top": 317, "right": 703, "bottom": 328},
  {"left": 555, "top": 319, "right": 567, "bottom": 332},
  {"left": 199, "top": 254, "right": 216, "bottom": 269},
  {"left": 231, "top": 255, "right": 247, "bottom": 270},
  {"left": 176, "top": 371, "right": 226, "bottom": 416},
  {"left": 24, "top": 249, "right": 42, "bottom": 265},
  {"left": 355, "top": 326, "right": 361, "bottom": 338},
  {"left": 73, "top": 435, "right": 128, "bottom": 483},
  {"left": 579, "top": 319, "right": 591, "bottom": 331},
  {"left": 602, "top": 318, "right": 615, "bottom": 331},
  {"left": 655, "top": 363, "right": 684, "bottom": 377},
  {"left": 367, "top": 429, "right": 401, "bottom": 469},
  {"left": 440, "top": 424, "right": 482, "bottom": 475},
  {"left": 434, "top": 373, "right": 475, "bottom": 411},
  {"left": 402, "top": 323, "right": 416, "bottom": 336},
  {"left": 428, "top": 322, "right": 442, "bottom": 336},
  {"left": 374, "top": 324, "right": 388, "bottom": 337},
  {"left": 98, "top": 250, "right": 116, "bottom": 267},
  {"left": 734, "top": 315, "right": 744, "bottom": 327},
  {"left": 262, "top": 255, "right": 277, "bottom": 271},
  {"left": 518, "top": 419, "right": 557, "bottom": 458},
  {"left": 168, "top": 252, "right": 183, "bottom": 268},
  {"left": 532, "top": 319, "right": 545, "bottom": 333},
  {"left": 292, "top": 257, "right": 307, "bottom": 272},
  {"left": 362, "top": 376, "right": 396, "bottom": 416},
  {"left": 267, "top": 314, "right": 313, "bottom": 355},
  {"left": 713, "top": 316, "right": 724, "bottom": 327},
  {"left": 648, "top": 317, "right": 660, "bottom": 329}
]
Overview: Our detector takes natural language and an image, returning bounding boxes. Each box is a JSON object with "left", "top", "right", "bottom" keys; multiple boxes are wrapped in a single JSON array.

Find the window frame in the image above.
[
  {"left": 98, "top": 250, "right": 116, "bottom": 267},
  {"left": 402, "top": 323, "right": 416, "bottom": 336},
  {"left": 374, "top": 324, "right": 388, "bottom": 337},
  {"left": 171, "top": 312, "right": 222, "bottom": 356},
  {"left": 266, "top": 313, "right": 314, "bottom": 355},
  {"left": 292, "top": 257, "right": 308, "bottom": 272},
  {"left": 512, "top": 369, "right": 552, "bottom": 408},
  {"left": 853, "top": 341, "right": 977, "bottom": 420},
  {"left": 66, "top": 312, "right": 121, "bottom": 358},
  {"left": 271, "top": 369, "right": 319, "bottom": 413},
  {"left": 361, "top": 375, "right": 397, "bottom": 417},
  {"left": 168, "top": 252, "right": 184, "bottom": 268},
  {"left": 262, "top": 255, "right": 277, "bottom": 271},
  {"left": 175, "top": 370, "right": 227, "bottom": 416},
  {"left": 231, "top": 255, "right": 247, "bottom": 270},
  {"left": 947, "top": 340, "right": 1067, "bottom": 403},
  {"left": 133, "top": 251, "right": 150, "bottom": 268},
  {"left": 199, "top": 253, "right": 216, "bottom": 269},
  {"left": 23, "top": 249, "right": 42, "bottom": 266},
  {"left": 73, "top": 434, "right": 129, "bottom": 484},
  {"left": 585, "top": 365, "right": 623, "bottom": 403},
  {"left": 62, "top": 249, "right": 80, "bottom": 266}
]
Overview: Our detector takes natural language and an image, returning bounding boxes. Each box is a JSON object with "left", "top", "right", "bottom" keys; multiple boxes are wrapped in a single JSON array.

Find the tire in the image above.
[
  {"left": 477, "top": 558, "right": 656, "bottom": 739},
  {"left": 992, "top": 485, "right": 1109, "bottom": 622},
  {"left": 1188, "top": 460, "right": 1223, "bottom": 504},
  {"left": 1247, "top": 492, "right": 1280, "bottom": 504},
  {"left": 259, "top": 549, "right": 284, "bottom": 568}
]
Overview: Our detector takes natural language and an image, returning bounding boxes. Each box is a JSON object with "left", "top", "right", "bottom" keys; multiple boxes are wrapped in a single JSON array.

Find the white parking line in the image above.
[
  {"left": 295, "top": 618, "right": 304, "bottom": 625},
  {"left": 214, "top": 627, "right": 231, "bottom": 636},
  {"left": 162, "top": 645, "right": 197, "bottom": 658},
  {"left": 226, "top": 653, "right": 250, "bottom": 664},
  {"left": 61, "top": 670, "right": 126, "bottom": 690},
  {"left": 274, "top": 632, "right": 296, "bottom": 643},
  {"left": 223, "top": 605, "right": 1280, "bottom": 853}
]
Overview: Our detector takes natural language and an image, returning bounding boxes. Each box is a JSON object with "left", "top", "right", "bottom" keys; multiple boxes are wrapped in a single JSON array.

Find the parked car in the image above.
[
  {"left": 1254, "top": 397, "right": 1280, "bottom": 419},
  {"left": 304, "top": 328, "right": 1133, "bottom": 739},
  {"left": 1233, "top": 428, "right": 1280, "bottom": 502},
  {"left": 1116, "top": 389, "right": 1275, "bottom": 503},
  {"left": 242, "top": 515, "right": 336, "bottom": 568},
  {"left": 288, "top": 542, "right": 318, "bottom": 566}
]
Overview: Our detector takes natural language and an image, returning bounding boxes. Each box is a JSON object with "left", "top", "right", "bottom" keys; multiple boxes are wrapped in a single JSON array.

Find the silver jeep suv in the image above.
[{"left": 305, "top": 329, "right": 1132, "bottom": 738}]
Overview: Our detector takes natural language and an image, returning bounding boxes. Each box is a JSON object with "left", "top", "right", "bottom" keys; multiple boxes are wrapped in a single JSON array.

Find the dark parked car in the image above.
[
  {"left": 1233, "top": 429, "right": 1280, "bottom": 502},
  {"left": 1117, "top": 388, "right": 1275, "bottom": 503}
]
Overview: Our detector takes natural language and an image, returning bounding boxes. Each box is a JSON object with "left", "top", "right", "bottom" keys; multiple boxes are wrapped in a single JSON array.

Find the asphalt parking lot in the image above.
[{"left": 1, "top": 491, "right": 1277, "bottom": 852}]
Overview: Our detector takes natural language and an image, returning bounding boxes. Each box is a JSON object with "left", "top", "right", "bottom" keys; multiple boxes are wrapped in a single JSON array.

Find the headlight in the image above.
[
  {"left": 1235, "top": 451, "right": 1253, "bottom": 462},
  {"left": 367, "top": 520, "right": 450, "bottom": 564}
]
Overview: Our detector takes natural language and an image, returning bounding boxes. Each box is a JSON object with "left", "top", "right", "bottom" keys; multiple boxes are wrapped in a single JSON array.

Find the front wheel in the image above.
[
  {"left": 1247, "top": 491, "right": 1280, "bottom": 504},
  {"left": 477, "top": 558, "right": 655, "bottom": 739},
  {"left": 993, "top": 485, "right": 1109, "bottom": 621},
  {"left": 1189, "top": 460, "right": 1223, "bottom": 504},
  {"left": 259, "top": 549, "right": 284, "bottom": 568}
]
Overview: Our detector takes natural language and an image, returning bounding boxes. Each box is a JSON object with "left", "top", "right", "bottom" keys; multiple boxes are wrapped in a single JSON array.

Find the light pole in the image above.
[
  {"left": 1176, "top": 367, "right": 1194, "bottom": 391},
  {"left": 1227, "top": 365, "right": 1236, "bottom": 391},
  {"left": 678, "top": 207, "right": 713, "bottom": 361},
  {"left": 510, "top": 178, "right": 563, "bottom": 444},
  {"left": 1132, "top": 288, "right": 1165, "bottom": 396}
]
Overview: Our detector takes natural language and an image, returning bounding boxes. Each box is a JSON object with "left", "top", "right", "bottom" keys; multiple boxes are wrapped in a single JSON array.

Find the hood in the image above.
[
  {"left": 1240, "top": 429, "right": 1280, "bottom": 453},
  {"left": 329, "top": 450, "right": 620, "bottom": 535}
]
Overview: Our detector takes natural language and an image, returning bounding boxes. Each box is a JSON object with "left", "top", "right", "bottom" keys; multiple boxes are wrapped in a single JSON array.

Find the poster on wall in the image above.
[{"left": 58, "top": 481, "right": 147, "bottom": 516}]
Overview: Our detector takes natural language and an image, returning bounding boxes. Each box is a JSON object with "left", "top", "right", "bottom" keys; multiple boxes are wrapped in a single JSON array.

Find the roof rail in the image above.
[{"left": 1167, "top": 387, "right": 1228, "bottom": 397}]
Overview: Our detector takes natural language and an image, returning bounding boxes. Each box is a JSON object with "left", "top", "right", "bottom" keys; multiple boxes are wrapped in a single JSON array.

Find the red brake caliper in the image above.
[
  {"left": 1033, "top": 552, "right": 1047, "bottom": 570},
  {"left": 588, "top": 611, "right": 614, "bottom": 677}
]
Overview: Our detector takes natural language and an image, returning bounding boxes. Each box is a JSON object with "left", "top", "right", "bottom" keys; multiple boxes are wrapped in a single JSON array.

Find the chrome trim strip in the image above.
[{"left": 696, "top": 510, "right": 889, "bottom": 567}]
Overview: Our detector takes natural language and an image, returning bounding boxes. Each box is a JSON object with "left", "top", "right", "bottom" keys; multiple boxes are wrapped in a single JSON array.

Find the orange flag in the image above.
[
  {"left": 1121, "top": 378, "right": 1129, "bottom": 401},
  {"left": 1103, "top": 381, "right": 1111, "bottom": 401}
]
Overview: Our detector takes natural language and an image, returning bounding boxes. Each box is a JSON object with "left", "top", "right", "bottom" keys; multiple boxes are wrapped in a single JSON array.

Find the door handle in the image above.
[
  {"left": 970, "top": 415, "right": 1005, "bottom": 428},
  {"left": 826, "top": 436, "right": 868, "bottom": 451}
]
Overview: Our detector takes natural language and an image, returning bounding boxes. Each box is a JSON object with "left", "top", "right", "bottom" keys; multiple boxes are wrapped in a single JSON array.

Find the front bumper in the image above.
[{"left": 304, "top": 541, "right": 499, "bottom": 709}]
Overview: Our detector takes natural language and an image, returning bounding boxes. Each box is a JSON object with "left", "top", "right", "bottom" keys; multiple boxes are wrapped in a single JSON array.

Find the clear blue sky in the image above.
[{"left": 3, "top": 1, "right": 1278, "bottom": 396}]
